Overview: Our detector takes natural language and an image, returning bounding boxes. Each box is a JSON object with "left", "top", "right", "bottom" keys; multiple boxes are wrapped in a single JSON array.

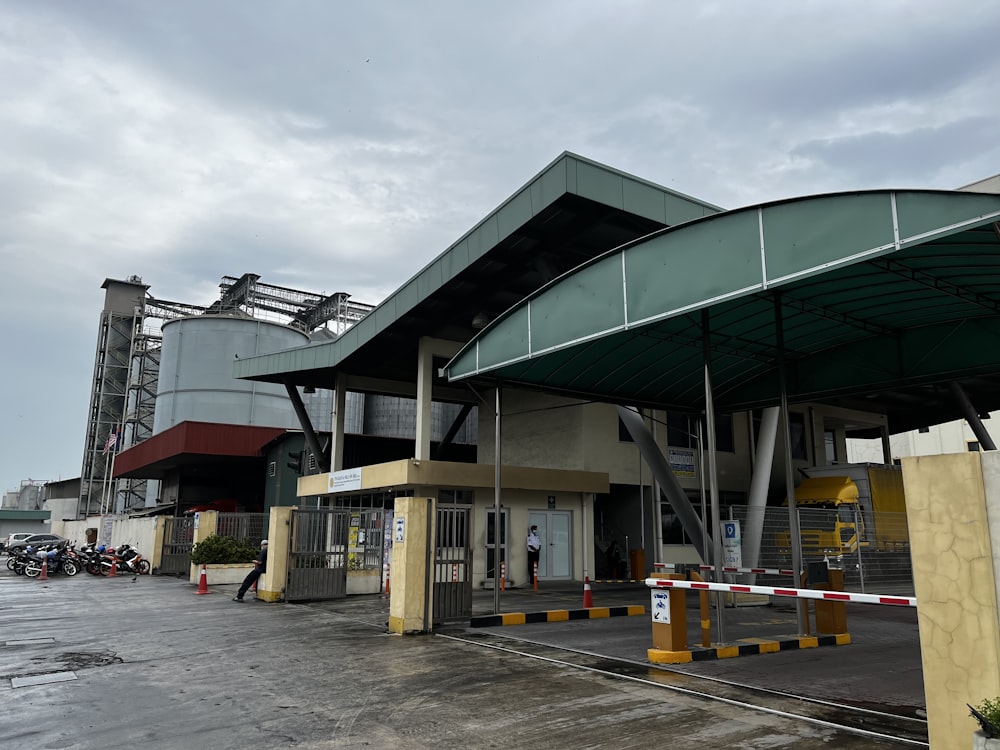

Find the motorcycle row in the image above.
[{"left": 5, "top": 541, "right": 151, "bottom": 578}]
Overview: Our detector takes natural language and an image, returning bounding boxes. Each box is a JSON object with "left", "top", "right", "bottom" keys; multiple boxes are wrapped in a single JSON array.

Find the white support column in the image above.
[
  {"left": 330, "top": 373, "right": 347, "bottom": 472},
  {"left": 744, "top": 406, "right": 779, "bottom": 578},
  {"left": 415, "top": 338, "right": 434, "bottom": 461}
]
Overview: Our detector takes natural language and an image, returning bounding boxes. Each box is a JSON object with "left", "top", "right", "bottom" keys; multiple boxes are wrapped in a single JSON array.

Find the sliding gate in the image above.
[
  {"left": 286, "top": 508, "right": 350, "bottom": 602},
  {"left": 433, "top": 505, "right": 472, "bottom": 623}
]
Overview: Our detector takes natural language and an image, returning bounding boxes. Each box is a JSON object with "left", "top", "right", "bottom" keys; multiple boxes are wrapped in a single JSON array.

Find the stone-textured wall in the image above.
[{"left": 901, "top": 452, "right": 1000, "bottom": 749}]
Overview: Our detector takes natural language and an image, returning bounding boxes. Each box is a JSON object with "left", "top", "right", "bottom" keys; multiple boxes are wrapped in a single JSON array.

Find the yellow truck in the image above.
[{"left": 778, "top": 464, "right": 908, "bottom": 556}]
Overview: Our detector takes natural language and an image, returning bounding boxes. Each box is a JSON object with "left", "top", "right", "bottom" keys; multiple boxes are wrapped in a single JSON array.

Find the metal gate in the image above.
[
  {"left": 217, "top": 512, "right": 268, "bottom": 547},
  {"left": 286, "top": 508, "right": 349, "bottom": 602},
  {"left": 159, "top": 516, "right": 194, "bottom": 576},
  {"left": 433, "top": 505, "right": 472, "bottom": 622}
]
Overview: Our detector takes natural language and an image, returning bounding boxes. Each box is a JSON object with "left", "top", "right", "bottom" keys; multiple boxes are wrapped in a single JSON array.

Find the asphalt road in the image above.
[{"left": 1, "top": 569, "right": 915, "bottom": 749}]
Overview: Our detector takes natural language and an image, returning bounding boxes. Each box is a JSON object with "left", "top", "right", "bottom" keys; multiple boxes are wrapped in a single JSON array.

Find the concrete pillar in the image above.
[
  {"left": 415, "top": 339, "right": 434, "bottom": 461},
  {"left": 150, "top": 515, "right": 166, "bottom": 571},
  {"left": 330, "top": 373, "right": 347, "bottom": 472},
  {"left": 188, "top": 511, "right": 218, "bottom": 581},
  {"left": 257, "top": 506, "right": 292, "bottom": 603},
  {"left": 647, "top": 573, "right": 690, "bottom": 664},
  {"left": 388, "top": 496, "right": 436, "bottom": 634},
  {"left": 744, "top": 406, "right": 779, "bottom": 576},
  {"left": 902, "top": 452, "right": 1000, "bottom": 749}
]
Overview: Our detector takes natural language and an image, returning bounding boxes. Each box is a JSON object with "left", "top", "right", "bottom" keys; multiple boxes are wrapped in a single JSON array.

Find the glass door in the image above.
[{"left": 528, "top": 510, "right": 572, "bottom": 579}]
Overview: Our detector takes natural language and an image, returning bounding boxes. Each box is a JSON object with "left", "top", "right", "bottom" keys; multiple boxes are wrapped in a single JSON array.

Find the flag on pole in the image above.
[{"left": 102, "top": 431, "right": 118, "bottom": 455}]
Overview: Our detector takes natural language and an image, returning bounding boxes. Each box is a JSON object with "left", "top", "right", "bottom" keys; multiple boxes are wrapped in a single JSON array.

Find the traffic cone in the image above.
[
  {"left": 384, "top": 563, "right": 390, "bottom": 597},
  {"left": 583, "top": 576, "right": 593, "bottom": 608},
  {"left": 533, "top": 561, "right": 539, "bottom": 590},
  {"left": 39, "top": 559, "right": 49, "bottom": 581},
  {"left": 108, "top": 557, "right": 117, "bottom": 577},
  {"left": 195, "top": 564, "right": 211, "bottom": 595}
]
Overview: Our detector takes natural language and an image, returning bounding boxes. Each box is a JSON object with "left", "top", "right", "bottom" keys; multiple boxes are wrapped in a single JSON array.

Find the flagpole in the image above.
[
  {"left": 101, "top": 447, "right": 111, "bottom": 515},
  {"left": 108, "top": 435, "right": 119, "bottom": 514}
]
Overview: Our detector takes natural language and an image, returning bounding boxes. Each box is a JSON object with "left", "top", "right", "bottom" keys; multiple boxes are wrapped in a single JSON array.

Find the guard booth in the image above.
[{"left": 285, "top": 507, "right": 350, "bottom": 602}]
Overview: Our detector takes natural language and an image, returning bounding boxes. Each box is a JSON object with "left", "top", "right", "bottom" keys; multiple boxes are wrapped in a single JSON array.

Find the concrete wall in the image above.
[
  {"left": 901, "top": 452, "right": 1000, "bottom": 749},
  {"left": 53, "top": 515, "right": 158, "bottom": 558}
]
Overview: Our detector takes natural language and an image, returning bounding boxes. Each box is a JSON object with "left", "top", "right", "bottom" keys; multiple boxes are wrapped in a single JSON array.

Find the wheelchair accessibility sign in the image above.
[{"left": 651, "top": 590, "right": 671, "bottom": 623}]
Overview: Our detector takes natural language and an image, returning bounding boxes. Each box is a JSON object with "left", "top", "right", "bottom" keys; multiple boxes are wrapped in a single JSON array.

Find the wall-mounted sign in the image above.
[
  {"left": 669, "top": 448, "right": 696, "bottom": 478},
  {"left": 547, "top": 495, "right": 556, "bottom": 509},
  {"left": 395, "top": 516, "right": 405, "bottom": 543},
  {"left": 329, "top": 467, "right": 362, "bottom": 493}
]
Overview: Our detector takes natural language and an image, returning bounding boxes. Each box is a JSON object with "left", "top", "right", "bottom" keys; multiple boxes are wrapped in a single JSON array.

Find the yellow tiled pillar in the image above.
[
  {"left": 257, "top": 506, "right": 291, "bottom": 602},
  {"left": 388, "top": 497, "right": 436, "bottom": 635},
  {"left": 188, "top": 510, "right": 218, "bottom": 583},
  {"left": 902, "top": 453, "right": 1000, "bottom": 749}
]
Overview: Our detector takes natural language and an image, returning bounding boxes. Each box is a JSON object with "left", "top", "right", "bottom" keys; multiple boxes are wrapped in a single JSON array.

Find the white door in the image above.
[{"left": 528, "top": 510, "right": 572, "bottom": 579}]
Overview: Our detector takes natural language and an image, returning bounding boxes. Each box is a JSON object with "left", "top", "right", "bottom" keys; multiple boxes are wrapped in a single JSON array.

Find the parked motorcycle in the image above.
[
  {"left": 90, "top": 544, "right": 151, "bottom": 576},
  {"left": 23, "top": 542, "right": 81, "bottom": 577}
]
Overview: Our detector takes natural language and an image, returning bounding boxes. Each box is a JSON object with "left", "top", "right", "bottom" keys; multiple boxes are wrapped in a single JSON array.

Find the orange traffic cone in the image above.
[
  {"left": 195, "top": 564, "right": 211, "bottom": 595},
  {"left": 108, "top": 558, "right": 118, "bottom": 577},
  {"left": 583, "top": 576, "right": 593, "bottom": 608},
  {"left": 533, "top": 561, "right": 539, "bottom": 590},
  {"left": 39, "top": 559, "right": 49, "bottom": 581},
  {"left": 384, "top": 563, "right": 390, "bottom": 597}
]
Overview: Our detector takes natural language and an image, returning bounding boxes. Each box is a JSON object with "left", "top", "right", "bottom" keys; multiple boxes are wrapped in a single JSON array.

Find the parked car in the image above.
[
  {"left": 4, "top": 533, "right": 68, "bottom": 554},
  {"left": 2, "top": 533, "right": 35, "bottom": 554}
]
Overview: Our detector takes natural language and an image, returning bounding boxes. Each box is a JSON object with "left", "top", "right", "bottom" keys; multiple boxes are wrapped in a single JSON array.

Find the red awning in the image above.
[{"left": 113, "top": 421, "right": 286, "bottom": 479}]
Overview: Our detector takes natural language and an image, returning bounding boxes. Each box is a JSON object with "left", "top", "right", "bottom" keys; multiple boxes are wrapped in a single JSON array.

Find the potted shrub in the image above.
[
  {"left": 970, "top": 697, "right": 1000, "bottom": 749},
  {"left": 189, "top": 534, "right": 260, "bottom": 585}
]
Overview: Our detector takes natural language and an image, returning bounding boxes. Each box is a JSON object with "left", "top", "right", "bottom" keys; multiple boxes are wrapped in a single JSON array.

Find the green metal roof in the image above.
[
  {"left": 234, "top": 152, "right": 721, "bottom": 390},
  {"left": 446, "top": 190, "right": 1000, "bottom": 432}
]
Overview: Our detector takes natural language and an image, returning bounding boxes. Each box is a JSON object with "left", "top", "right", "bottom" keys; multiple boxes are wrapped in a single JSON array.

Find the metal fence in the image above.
[
  {"left": 725, "top": 505, "right": 914, "bottom": 595},
  {"left": 217, "top": 513, "right": 269, "bottom": 547},
  {"left": 348, "top": 509, "right": 385, "bottom": 571}
]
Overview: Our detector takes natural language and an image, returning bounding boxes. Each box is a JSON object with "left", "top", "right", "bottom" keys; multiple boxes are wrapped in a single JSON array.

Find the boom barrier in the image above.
[{"left": 644, "top": 577, "right": 916, "bottom": 607}]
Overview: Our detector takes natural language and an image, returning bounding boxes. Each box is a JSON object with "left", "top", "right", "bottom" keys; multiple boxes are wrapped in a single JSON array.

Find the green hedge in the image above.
[{"left": 190, "top": 534, "right": 259, "bottom": 565}]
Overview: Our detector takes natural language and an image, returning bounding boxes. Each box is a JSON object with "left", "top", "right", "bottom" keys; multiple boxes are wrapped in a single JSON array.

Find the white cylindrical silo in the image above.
[{"left": 153, "top": 315, "right": 309, "bottom": 434}]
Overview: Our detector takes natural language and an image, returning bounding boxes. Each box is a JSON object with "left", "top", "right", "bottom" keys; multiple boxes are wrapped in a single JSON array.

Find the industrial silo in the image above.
[{"left": 153, "top": 315, "right": 308, "bottom": 433}]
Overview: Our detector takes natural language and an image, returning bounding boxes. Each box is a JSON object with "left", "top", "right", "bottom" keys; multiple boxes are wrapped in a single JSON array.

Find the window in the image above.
[
  {"left": 618, "top": 417, "right": 634, "bottom": 443},
  {"left": 788, "top": 412, "right": 808, "bottom": 460},
  {"left": 670, "top": 412, "right": 734, "bottom": 453},
  {"left": 753, "top": 409, "right": 807, "bottom": 460},
  {"left": 968, "top": 441, "right": 981, "bottom": 452}
]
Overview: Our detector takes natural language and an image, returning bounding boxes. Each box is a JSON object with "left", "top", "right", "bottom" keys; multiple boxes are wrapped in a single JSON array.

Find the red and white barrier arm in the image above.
[
  {"left": 654, "top": 562, "right": 795, "bottom": 577},
  {"left": 644, "top": 577, "right": 916, "bottom": 607}
]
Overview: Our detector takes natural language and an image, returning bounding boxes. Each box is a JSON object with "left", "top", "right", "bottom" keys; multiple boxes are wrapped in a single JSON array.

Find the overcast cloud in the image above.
[{"left": 1, "top": 1, "right": 998, "bottom": 495}]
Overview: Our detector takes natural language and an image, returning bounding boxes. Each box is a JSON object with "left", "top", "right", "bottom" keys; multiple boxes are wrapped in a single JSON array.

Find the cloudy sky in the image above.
[{"left": 1, "top": 1, "right": 998, "bottom": 497}]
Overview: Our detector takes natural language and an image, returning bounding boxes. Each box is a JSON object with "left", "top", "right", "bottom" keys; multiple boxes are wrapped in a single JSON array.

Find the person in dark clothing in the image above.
[
  {"left": 233, "top": 539, "right": 267, "bottom": 602},
  {"left": 605, "top": 540, "right": 622, "bottom": 579}
]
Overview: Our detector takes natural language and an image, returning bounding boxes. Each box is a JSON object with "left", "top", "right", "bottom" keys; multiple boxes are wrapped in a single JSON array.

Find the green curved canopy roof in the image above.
[{"left": 446, "top": 190, "right": 1000, "bottom": 431}]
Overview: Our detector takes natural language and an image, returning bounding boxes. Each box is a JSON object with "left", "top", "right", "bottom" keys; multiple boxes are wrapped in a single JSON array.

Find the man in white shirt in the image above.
[{"left": 526, "top": 525, "right": 541, "bottom": 585}]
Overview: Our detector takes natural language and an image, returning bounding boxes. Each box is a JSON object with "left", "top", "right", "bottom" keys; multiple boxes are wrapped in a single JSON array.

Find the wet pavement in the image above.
[{"left": 0, "top": 569, "right": 924, "bottom": 749}]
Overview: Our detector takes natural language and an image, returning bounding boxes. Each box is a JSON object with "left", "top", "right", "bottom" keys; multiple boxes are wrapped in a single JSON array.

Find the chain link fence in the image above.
[{"left": 725, "top": 505, "right": 913, "bottom": 595}]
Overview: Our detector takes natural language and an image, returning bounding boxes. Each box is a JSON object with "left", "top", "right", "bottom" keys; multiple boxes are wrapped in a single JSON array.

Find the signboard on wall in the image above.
[
  {"left": 669, "top": 448, "right": 696, "bottom": 478},
  {"left": 329, "top": 468, "right": 362, "bottom": 493}
]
